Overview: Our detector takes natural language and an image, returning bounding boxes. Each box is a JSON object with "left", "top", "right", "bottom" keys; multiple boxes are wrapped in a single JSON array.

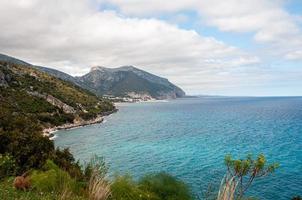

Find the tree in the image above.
[{"left": 217, "top": 154, "right": 279, "bottom": 200}]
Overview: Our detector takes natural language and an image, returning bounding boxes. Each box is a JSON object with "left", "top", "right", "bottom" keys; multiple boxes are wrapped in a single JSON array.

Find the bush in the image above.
[
  {"left": 0, "top": 108, "right": 54, "bottom": 174},
  {"left": 0, "top": 154, "right": 16, "bottom": 179},
  {"left": 52, "top": 148, "right": 83, "bottom": 180},
  {"left": 79, "top": 112, "right": 97, "bottom": 121},
  {"left": 110, "top": 172, "right": 192, "bottom": 200},
  {"left": 110, "top": 175, "right": 158, "bottom": 200},
  {"left": 138, "top": 172, "right": 192, "bottom": 200},
  {"left": 30, "top": 160, "right": 80, "bottom": 194},
  {"left": 0, "top": 129, "right": 54, "bottom": 174}
]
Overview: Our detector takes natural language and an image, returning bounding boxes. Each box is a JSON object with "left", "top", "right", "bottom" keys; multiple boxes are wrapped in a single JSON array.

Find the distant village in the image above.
[{"left": 103, "top": 94, "right": 155, "bottom": 103}]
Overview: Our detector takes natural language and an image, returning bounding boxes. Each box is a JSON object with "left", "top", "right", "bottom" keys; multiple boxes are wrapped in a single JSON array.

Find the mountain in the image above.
[
  {"left": 0, "top": 58, "right": 115, "bottom": 130},
  {"left": 0, "top": 53, "right": 83, "bottom": 87},
  {"left": 0, "top": 53, "right": 185, "bottom": 99},
  {"left": 0, "top": 53, "right": 31, "bottom": 66},
  {"left": 76, "top": 66, "right": 186, "bottom": 99}
]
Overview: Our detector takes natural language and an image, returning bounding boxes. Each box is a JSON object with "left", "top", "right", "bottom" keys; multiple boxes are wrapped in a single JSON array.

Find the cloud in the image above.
[
  {"left": 0, "top": 0, "right": 266, "bottom": 95},
  {"left": 285, "top": 50, "right": 302, "bottom": 60},
  {"left": 105, "top": 0, "right": 302, "bottom": 61}
]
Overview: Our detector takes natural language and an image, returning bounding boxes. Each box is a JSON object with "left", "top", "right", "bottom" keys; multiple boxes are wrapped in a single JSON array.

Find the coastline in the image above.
[
  {"left": 45, "top": 99, "right": 168, "bottom": 139},
  {"left": 43, "top": 109, "right": 118, "bottom": 139}
]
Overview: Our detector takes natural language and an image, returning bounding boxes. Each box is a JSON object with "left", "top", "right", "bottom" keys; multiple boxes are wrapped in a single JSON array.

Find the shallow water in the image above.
[{"left": 55, "top": 97, "right": 302, "bottom": 199}]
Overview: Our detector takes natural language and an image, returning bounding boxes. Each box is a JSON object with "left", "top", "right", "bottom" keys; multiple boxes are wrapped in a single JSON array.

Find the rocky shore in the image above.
[{"left": 43, "top": 109, "right": 118, "bottom": 139}]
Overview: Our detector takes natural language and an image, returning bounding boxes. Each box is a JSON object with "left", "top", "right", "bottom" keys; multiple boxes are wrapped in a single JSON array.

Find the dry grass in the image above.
[
  {"left": 58, "top": 187, "right": 73, "bottom": 200},
  {"left": 88, "top": 169, "right": 111, "bottom": 200},
  {"left": 217, "top": 175, "right": 238, "bottom": 200}
]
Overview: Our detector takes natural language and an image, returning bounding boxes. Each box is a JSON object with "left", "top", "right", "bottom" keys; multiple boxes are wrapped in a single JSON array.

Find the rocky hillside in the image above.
[
  {"left": 76, "top": 66, "right": 185, "bottom": 99},
  {"left": 0, "top": 60, "right": 115, "bottom": 130},
  {"left": 0, "top": 53, "right": 186, "bottom": 99}
]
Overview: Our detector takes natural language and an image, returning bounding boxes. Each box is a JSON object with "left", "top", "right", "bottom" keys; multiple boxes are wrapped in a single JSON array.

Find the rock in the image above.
[
  {"left": 27, "top": 91, "right": 76, "bottom": 114},
  {"left": 0, "top": 70, "right": 7, "bottom": 87}
]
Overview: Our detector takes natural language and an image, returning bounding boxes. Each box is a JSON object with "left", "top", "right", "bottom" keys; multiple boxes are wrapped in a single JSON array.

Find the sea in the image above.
[{"left": 54, "top": 97, "right": 302, "bottom": 199}]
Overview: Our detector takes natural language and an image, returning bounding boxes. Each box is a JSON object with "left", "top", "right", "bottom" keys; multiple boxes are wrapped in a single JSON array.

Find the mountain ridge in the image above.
[
  {"left": 0, "top": 53, "right": 186, "bottom": 99},
  {"left": 78, "top": 65, "right": 185, "bottom": 99}
]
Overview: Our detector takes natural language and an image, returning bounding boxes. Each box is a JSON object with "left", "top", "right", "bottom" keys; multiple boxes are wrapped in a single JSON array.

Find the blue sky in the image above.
[{"left": 0, "top": 0, "right": 301, "bottom": 96}]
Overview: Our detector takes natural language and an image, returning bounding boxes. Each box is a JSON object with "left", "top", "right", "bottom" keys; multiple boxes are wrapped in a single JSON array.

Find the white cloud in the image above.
[
  {"left": 105, "top": 0, "right": 302, "bottom": 61},
  {"left": 104, "top": 0, "right": 195, "bottom": 16},
  {"left": 0, "top": 0, "right": 266, "bottom": 95},
  {"left": 285, "top": 50, "right": 302, "bottom": 60}
]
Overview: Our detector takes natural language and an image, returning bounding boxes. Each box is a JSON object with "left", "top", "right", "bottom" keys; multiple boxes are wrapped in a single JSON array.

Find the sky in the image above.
[{"left": 0, "top": 0, "right": 301, "bottom": 96}]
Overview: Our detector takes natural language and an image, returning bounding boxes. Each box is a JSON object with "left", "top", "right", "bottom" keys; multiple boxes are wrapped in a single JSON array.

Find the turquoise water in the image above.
[{"left": 55, "top": 97, "right": 302, "bottom": 199}]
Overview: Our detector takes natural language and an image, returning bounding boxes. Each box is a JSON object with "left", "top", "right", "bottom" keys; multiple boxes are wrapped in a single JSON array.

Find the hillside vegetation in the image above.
[
  {"left": 0, "top": 61, "right": 115, "bottom": 129},
  {"left": 0, "top": 60, "right": 116, "bottom": 176}
]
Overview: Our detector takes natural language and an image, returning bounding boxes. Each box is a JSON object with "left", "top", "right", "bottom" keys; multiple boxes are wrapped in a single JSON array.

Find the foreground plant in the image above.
[
  {"left": 217, "top": 154, "right": 279, "bottom": 200},
  {"left": 87, "top": 156, "right": 111, "bottom": 200},
  {"left": 88, "top": 169, "right": 111, "bottom": 200}
]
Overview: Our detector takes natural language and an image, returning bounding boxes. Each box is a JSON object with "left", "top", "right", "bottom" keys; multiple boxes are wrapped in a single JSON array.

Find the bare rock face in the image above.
[
  {"left": 27, "top": 91, "right": 76, "bottom": 113},
  {"left": 0, "top": 68, "right": 12, "bottom": 87},
  {"left": 45, "top": 95, "right": 76, "bottom": 113},
  {"left": 0, "top": 70, "right": 7, "bottom": 87}
]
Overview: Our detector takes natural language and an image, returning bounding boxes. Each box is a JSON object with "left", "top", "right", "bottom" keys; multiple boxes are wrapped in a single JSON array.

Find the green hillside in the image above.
[
  {"left": 0, "top": 59, "right": 116, "bottom": 178},
  {"left": 0, "top": 61, "right": 115, "bottom": 129}
]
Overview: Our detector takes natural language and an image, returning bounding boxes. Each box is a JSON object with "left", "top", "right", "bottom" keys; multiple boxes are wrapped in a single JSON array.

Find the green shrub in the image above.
[
  {"left": 30, "top": 160, "right": 80, "bottom": 194},
  {"left": 79, "top": 112, "right": 97, "bottom": 120},
  {"left": 0, "top": 154, "right": 16, "bottom": 179},
  {"left": 37, "top": 112, "right": 74, "bottom": 126},
  {"left": 0, "top": 123, "right": 54, "bottom": 174},
  {"left": 110, "top": 175, "right": 159, "bottom": 200},
  {"left": 138, "top": 172, "right": 192, "bottom": 200},
  {"left": 0, "top": 176, "right": 86, "bottom": 200},
  {"left": 52, "top": 148, "right": 83, "bottom": 180}
]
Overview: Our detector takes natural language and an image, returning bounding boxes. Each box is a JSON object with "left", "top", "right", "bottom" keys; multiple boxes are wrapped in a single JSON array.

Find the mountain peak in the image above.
[
  {"left": 90, "top": 66, "right": 107, "bottom": 72},
  {"left": 90, "top": 65, "right": 138, "bottom": 73},
  {"left": 118, "top": 65, "right": 136, "bottom": 70},
  {"left": 81, "top": 65, "right": 185, "bottom": 99}
]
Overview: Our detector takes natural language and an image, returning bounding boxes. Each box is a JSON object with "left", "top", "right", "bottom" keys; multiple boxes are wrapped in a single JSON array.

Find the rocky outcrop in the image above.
[
  {"left": 45, "top": 95, "right": 76, "bottom": 113},
  {"left": 0, "top": 70, "right": 7, "bottom": 87},
  {"left": 27, "top": 91, "right": 76, "bottom": 113},
  {"left": 0, "top": 68, "right": 11, "bottom": 87}
]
